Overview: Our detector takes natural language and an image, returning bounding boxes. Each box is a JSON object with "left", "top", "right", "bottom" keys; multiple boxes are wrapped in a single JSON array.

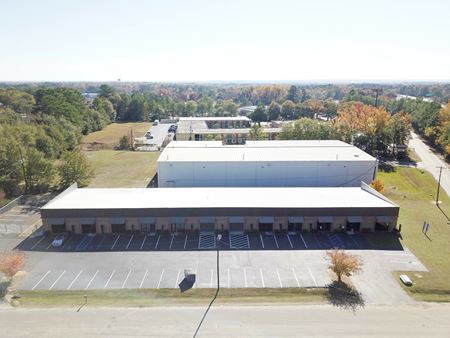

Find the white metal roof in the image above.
[
  {"left": 159, "top": 140, "right": 375, "bottom": 162},
  {"left": 42, "top": 185, "right": 396, "bottom": 210},
  {"left": 179, "top": 117, "right": 251, "bottom": 121}
]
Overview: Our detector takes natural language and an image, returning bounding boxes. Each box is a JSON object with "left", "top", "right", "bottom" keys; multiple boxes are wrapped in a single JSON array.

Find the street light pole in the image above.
[
  {"left": 216, "top": 234, "right": 222, "bottom": 292},
  {"left": 436, "top": 166, "right": 445, "bottom": 205}
]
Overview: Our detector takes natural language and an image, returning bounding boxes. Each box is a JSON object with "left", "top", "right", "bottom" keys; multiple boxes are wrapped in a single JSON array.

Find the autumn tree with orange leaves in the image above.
[
  {"left": 335, "top": 102, "right": 411, "bottom": 156},
  {"left": 326, "top": 249, "right": 362, "bottom": 283},
  {"left": 0, "top": 251, "right": 26, "bottom": 281}
]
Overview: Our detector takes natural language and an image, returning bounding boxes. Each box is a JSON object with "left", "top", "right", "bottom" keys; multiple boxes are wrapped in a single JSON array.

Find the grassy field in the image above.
[
  {"left": 15, "top": 288, "right": 327, "bottom": 308},
  {"left": 378, "top": 167, "right": 450, "bottom": 302},
  {"left": 84, "top": 150, "right": 159, "bottom": 188},
  {"left": 82, "top": 122, "right": 151, "bottom": 150}
]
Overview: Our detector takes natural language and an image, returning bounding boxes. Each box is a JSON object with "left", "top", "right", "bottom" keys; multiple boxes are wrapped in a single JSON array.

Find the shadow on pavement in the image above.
[{"left": 326, "top": 281, "right": 365, "bottom": 312}]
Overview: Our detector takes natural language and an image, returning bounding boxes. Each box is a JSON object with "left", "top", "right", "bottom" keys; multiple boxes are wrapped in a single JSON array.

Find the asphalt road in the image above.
[
  {"left": 1, "top": 304, "right": 449, "bottom": 337},
  {"left": 409, "top": 131, "right": 450, "bottom": 198}
]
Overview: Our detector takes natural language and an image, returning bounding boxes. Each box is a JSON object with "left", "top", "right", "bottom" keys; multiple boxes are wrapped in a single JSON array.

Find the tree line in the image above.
[{"left": 0, "top": 88, "right": 99, "bottom": 197}]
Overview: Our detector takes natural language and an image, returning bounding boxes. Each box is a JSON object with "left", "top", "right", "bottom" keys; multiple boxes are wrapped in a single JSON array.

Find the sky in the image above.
[{"left": 0, "top": 0, "right": 449, "bottom": 82}]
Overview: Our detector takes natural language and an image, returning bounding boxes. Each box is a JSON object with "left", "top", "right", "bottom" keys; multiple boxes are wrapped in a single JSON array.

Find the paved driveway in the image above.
[{"left": 409, "top": 131, "right": 450, "bottom": 197}]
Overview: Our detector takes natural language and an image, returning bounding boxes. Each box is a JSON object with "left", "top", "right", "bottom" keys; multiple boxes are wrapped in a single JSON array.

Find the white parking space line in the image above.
[
  {"left": 85, "top": 270, "right": 99, "bottom": 290},
  {"left": 126, "top": 235, "right": 134, "bottom": 250},
  {"left": 349, "top": 235, "right": 359, "bottom": 248},
  {"left": 157, "top": 268, "right": 165, "bottom": 289},
  {"left": 32, "top": 270, "right": 51, "bottom": 290},
  {"left": 287, "top": 235, "right": 293, "bottom": 249},
  {"left": 244, "top": 268, "right": 248, "bottom": 288},
  {"left": 96, "top": 236, "right": 106, "bottom": 249},
  {"left": 184, "top": 235, "right": 187, "bottom": 249},
  {"left": 140, "top": 235, "right": 147, "bottom": 249},
  {"left": 273, "top": 234, "right": 279, "bottom": 249},
  {"left": 45, "top": 240, "right": 54, "bottom": 250},
  {"left": 139, "top": 269, "right": 148, "bottom": 289},
  {"left": 49, "top": 271, "right": 66, "bottom": 290},
  {"left": 175, "top": 269, "right": 181, "bottom": 288},
  {"left": 111, "top": 235, "right": 120, "bottom": 250},
  {"left": 169, "top": 235, "right": 174, "bottom": 249},
  {"left": 121, "top": 269, "right": 132, "bottom": 289},
  {"left": 276, "top": 268, "right": 283, "bottom": 287},
  {"left": 307, "top": 267, "right": 318, "bottom": 287},
  {"left": 31, "top": 236, "right": 46, "bottom": 250},
  {"left": 67, "top": 270, "right": 83, "bottom": 290},
  {"left": 292, "top": 268, "right": 300, "bottom": 287},
  {"left": 104, "top": 270, "right": 116, "bottom": 289},
  {"left": 155, "top": 235, "right": 160, "bottom": 249},
  {"left": 210, "top": 269, "right": 213, "bottom": 288},
  {"left": 300, "top": 233, "right": 308, "bottom": 248},
  {"left": 260, "top": 268, "right": 265, "bottom": 288},
  {"left": 260, "top": 234, "right": 265, "bottom": 249}
]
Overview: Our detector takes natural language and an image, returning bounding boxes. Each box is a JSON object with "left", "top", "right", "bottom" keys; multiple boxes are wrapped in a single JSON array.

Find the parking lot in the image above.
[
  {"left": 16, "top": 231, "right": 374, "bottom": 253},
  {"left": 19, "top": 249, "right": 332, "bottom": 291},
  {"left": 13, "top": 229, "right": 427, "bottom": 304}
]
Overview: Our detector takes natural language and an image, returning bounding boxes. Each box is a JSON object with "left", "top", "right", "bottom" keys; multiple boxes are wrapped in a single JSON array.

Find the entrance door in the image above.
[
  {"left": 346, "top": 222, "right": 361, "bottom": 232},
  {"left": 230, "top": 223, "right": 244, "bottom": 232},
  {"left": 81, "top": 224, "right": 96, "bottom": 233},
  {"left": 200, "top": 223, "right": 215, "bottom": 233},
  {"left": 111, "top": 223, "right": 126, "bottom": 233},
  {"left": 317, "top": 223, "right": 331, "bottom": 231},
  {"left": 258, "top": 223, "right": 273, "bottom": 232},
  {"left": 141, "top": 223, "right": 155, "bottom": 233},
  {"left": 288, "top": 223, "right": 302, "bottom": 232},
  {"left": 51, "top": 224, "right": 66, "bottom": 233}
]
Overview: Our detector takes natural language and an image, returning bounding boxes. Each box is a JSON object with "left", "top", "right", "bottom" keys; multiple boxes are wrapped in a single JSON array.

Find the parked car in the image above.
[
  {"left": 153, "top": 120, "right": 159, "bottom": 126},
  {"left": 52, "top": 232, "right": 68, "bottom": 247},
  {"left": 145, "top": 134, "right": 154, "bottom": 139},
  {"left": 399, "top": 274, "right": 413, "bottom": 286}
]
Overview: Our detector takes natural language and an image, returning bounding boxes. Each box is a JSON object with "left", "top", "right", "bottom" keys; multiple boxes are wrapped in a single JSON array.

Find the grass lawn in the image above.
[
  {"left": 378, "top": 167, "right": 450, "bottom": 302},
  {"left": 15, "top": 288, "right": 327, "bottom": 308},
  {"left": 84, "top": 150, "right": 159, "bottom": 188},
  {"left": 82, "top": 122, "right": 151, "bottom": 150}
]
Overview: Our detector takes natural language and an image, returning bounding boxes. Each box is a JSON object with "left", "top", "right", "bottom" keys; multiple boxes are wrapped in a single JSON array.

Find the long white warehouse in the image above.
[{"left": 157, "top": 140, "right": 378, "bottom": 187}]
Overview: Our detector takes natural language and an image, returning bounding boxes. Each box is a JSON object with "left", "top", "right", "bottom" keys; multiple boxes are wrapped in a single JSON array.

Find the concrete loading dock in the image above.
[{"left": 40, "top": 183, "right": 398, "bottom": 235}]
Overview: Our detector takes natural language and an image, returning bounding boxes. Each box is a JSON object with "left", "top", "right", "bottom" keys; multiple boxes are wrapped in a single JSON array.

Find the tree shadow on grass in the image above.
[{"left": 326, "top": 281, "right": 365, "bottom": 312}]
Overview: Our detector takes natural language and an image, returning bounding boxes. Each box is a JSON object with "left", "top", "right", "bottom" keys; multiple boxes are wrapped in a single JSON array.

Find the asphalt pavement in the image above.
[{"left": 409, "top": 131, "right": 450, "bottom": 198}]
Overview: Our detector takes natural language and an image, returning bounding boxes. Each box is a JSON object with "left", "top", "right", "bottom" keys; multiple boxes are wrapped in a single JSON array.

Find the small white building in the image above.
[{"left": 157, "top": 140, "right": 378, "bottom": 188}]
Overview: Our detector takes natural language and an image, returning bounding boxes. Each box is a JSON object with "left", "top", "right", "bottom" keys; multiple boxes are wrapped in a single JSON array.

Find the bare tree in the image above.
[{"left": 326, "top": 249, "right": 362, "bottom": 282}]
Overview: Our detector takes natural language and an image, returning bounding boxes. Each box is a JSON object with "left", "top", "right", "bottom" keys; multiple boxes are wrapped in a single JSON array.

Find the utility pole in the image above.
[
  {"left": 436, "top": 166, "right": 447, "bottom": 205},
  {"left": 373, "top": 88, "right": 383, "bottom": 108}
]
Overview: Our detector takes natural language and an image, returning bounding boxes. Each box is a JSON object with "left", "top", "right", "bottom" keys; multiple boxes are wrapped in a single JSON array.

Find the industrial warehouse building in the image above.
[
  {"left": 175, "top": 116, "right": 280, "bottom": 144},
  {"left": 41, "top": 182, "right": 398, "bottom": 234},
  {"left": 157, "top": 140, "right": 378, "bottom": 188}
]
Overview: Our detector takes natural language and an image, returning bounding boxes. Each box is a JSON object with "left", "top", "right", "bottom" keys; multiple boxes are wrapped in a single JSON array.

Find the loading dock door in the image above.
[{"left": 346, "top": 216, "right": 362, "bottom": 232}]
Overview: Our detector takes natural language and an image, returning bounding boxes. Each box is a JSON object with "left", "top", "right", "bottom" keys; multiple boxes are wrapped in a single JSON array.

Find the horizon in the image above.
[{"left": 1, "top": 0, "right": 449, "bottom": 82}]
